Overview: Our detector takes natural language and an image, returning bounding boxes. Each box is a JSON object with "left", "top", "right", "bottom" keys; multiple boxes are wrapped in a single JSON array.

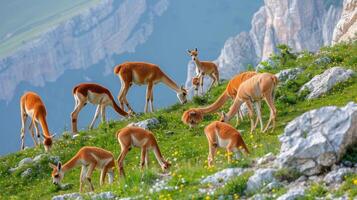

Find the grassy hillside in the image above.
[
  {"left": 0, "top": 42, "right": 356, "bottom": 200},
  {"left": 0, "top": 0, "right": 100, "bottom": 57}
]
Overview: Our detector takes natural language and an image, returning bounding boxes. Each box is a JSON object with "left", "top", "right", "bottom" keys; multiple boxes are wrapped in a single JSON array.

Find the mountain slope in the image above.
[{"left": 0, "top": 41, "right": 356, "bottom": 199}]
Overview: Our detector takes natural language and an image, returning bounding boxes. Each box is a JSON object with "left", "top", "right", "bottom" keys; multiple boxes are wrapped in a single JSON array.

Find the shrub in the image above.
[{"left": 274, "top": 168, "right": 301, "bottom": 182}]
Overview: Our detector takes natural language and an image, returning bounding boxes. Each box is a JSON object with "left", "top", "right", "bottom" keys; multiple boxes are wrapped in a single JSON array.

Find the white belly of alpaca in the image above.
[
  {"left": 90, "top": 153, "right": 112, "bottom": 168},
  {"left": 87, "top": 91, "right": 108, "bottom": 104},
  {"left": 131, "top": 136, "right": 148, "bottom": 147},
  {"left": 217, "top": 136, "right": 230, "bottom": 148}
]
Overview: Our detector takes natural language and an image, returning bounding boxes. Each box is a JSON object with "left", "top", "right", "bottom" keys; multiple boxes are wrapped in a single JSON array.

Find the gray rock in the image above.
[
  {"left": 275, "top": 68, "right": 303, "bottom": 82},
  {"left": 295, "top": 176, "right": 307, "bottom": 183},
  {"left": 246, "top": 168, "right": 277, "bottom": 193},
  {"left": 256, "top": 58, "right": 278, "bottom": 71},
  {"left": 21, "top": 168, "right": 32, "bottom": 178},
  {"left": 256, "top": 153, "right": 276, "bottom": 166},
  {"left": 33, "top": 154, "right": 46, "bottom": 162},
  {"left": 277, "top": 187, "right": 305, "bottom": 200},
  {"left": 299, "top": 67, "right": 354, "bottom": 99},
  {"left": 18, "top": 157, "right": 33, "bottom": 167},
  {"left": 314, "top": 56, "right": 332, "bottom": 65},
  {"left": 91, "top": 192, "right": 117, "bottom": 200},
  {"left": 52, "top": 193, "right": 83, "bottom": 200},
  {"left": 276, "top": 102, "right": 357, "bottom": 175},
  {"left": 249, "top": 194, "right": 271, "bottom": 200},
  {"left": 324, "top": 167, "right": 353, "bottom": 185},
  {"left": 332, "top": 0, "right": 357, "bottom": 44},
  {"left": 128, "top": 118, "right": 159, "bottom": 130},
  {"left": 200, "top": 168, "right": 246, "bottom": 186},
  {"left": 342, "top": 160, "right": 353, "bottom": 167},
  {"left": 262, "top": 181, "right": 283, "bottom": 193}
]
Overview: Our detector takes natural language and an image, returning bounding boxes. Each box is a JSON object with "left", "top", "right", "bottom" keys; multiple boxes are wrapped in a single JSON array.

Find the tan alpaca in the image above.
[
  {"left": 50, "top": 146, "right": 115, "bottom": 192},
  {"left": 116, "top": 126, "right": 170, "bottom": 177},
  {"left": 182, "top": 71, "right": 257, "bottom": 127},
  {"left": 71, "top": 83, "right": 129, "bottom": 133},
  {"left": 221, "top": 73, "right": 278, "bottom": 133},
  {"left": 20, "top": 92, "right": 53, "bottom": 152},
  {"left": 187, "top": 48, "right": 219, "bottom": 93},
  {"left": 192, "top": 76, "right": 201, "bottom": 96},
  {"left": 114, "top": 62, "right": 187, "bottom": 113},
  {"left": 204, "top": 121, "right": 249, "bottom": 167}
]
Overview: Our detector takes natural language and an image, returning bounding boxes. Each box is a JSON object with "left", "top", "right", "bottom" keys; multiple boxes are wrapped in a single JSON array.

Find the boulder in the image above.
[
  {"left": 276, "top": 102, "right": 357, "bottom": 175},
  {"left": 91, "top": 192, "right": 117, "bottom": 200},
  {"left": 246, "top": 168, "right": 277, "bottom": 193},
  {"left": 314, "top": 56, "right": 332, "bottom": 65},
  {"left": 256, "top": 153, "right": 276, "bottom": 166},
  {"left": 52, "top": 193, "right": 83, "bottom": 200},
  {"left": 323, "top": 167, "right": 353, "bottom": 185},
  {"left": 299, "top": 67, "right": 354, "bottom": 99},
  {"left": 127, "top": 118, "right": 159, "bottom": 130},
  {"left": 200, "top": 168, "right": 246, "bottom": 186},
  {"left": 21, "top": 168, "right": 32, "bottom": 178},
  {"left": 277, "top": 187, "right": 305, "bottom": 200},
  {"left": 18, "top": 157, "right": 33, "bottom": 167},
  {"left": 275, "top": 68, "right": 303, "bottom": 82}
]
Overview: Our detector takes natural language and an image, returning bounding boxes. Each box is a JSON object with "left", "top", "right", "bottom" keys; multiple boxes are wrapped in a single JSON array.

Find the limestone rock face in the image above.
[
  {"left": 332, "top": 0, "right": 357, "bottom": 44},
  {"left": 276, "top": 102, "right": 357, "bottom": 175},
  {"left": 299, "top": 67, "right": 354, "bottom": 99},
  {"left": 275, "top": 68, "right": 303, "bottom": 83},
  {"left": 246, "top": 168, "right": 277, "bottom": 193},
  {"left": 127, "top": 118, "right": 159, "bottom": 130},
  {"left": 276, "top": 187, "right": 305, "bottom": 200}
]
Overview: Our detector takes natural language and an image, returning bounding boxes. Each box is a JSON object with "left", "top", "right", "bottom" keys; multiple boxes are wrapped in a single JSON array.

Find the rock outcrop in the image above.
[
  {"left": 275, "top": 68, "right": 304, "bottom": 83},
  {"left": 246, "top": 168, "right": 277, "bottom": 193},
  {"left": 299, "top": 67, "right": 354, "bottom": 99},
  {"left": 0, "top": 0, "right": 169, "bottom": 102},
  {"left": 332, "top": 0, "right": 357, "bottom": 44},
  {"left": 127, "top": 118, "right": 159, "bottom": 130},
  {"left": 276, "top": 102, "right": 357, "bottom": 175}
]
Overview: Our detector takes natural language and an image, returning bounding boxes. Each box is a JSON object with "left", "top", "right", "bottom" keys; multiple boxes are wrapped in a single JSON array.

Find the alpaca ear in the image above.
[
  {"left": 195, "top": 48, "right": 198, "bottom": 52},
  {"left": 57, "top": 162, "right": 62, "bottom": 170},
  {"left": 187, "top": 49, "right": 191, "bottom": 54},
  {"left": 49, "top": 163, "right": 56, "bottom": 169}
]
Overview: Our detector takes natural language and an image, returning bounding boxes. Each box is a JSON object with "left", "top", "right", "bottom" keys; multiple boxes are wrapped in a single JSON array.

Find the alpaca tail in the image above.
[{"left": 114, "top": 64, "right": 122, "bottom": 75}]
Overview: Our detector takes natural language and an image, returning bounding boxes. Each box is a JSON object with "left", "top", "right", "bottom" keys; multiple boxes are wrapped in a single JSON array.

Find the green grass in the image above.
[
  {"left": 0, "top": 0, "right": 100, "bottom": 57},
  {"left": 0, "top": 42, "right": 356, "bottom": 199}
]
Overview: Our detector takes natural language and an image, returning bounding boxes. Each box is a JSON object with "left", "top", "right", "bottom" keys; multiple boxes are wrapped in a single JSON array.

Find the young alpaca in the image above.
[
  {"left": 114, "top": 62, "right": 187, "bottom": 113},
  {"left": 191, "top": 76, "right": 201, "bottom": 96},
  {"left": 221, "top": 73, "right": 278, "bottom": 133},
  {"left": 187, "top": 48, "right": 219, "bottom": 93},
  {"left": 116, "top": 126, "right": 170, "bottom": 177},
  {"left": 20, "top": 92, "right": 53, "bottom": 152},
  {"left": 204, "top": 121, "right": 249, "bottom": 167},
  {"left": 50, "top": 146, "right": 115, "bottom": 192},
  {"left": 182, "top": 71, "right": 257, "bottom": 128},
  {"left": 71, "top": 83, "right": 129, "bottom": 134}
]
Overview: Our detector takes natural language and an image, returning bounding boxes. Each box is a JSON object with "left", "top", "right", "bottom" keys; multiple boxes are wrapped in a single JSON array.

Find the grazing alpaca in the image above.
[
  {"left": 182, "top": 71, "right": 257, "bottom": 127},
  {"left": 221, "top": 73, "right": 278, "bottom": 133},
  {"left": 20, "top": 92, "right": 53, "bottom": 152},
  {"left": 114, "top": 62, "right": 187, "bottom": 113},
  {"left": 116, "top": 126, "right": 170, "bottom": 177},
  {"left": 187, "top": 48, "right": 219, "bottom": 93},
  {"left": 192, "top": 76, "right": 201, "bottom": 96},
  {"left": 71, "top": 83, "right": 129, "bottom": 133},
  {"left": 50, "top": 146, "right": 115, "bottom": 192},
  {"left": 204, "top": 121, "right": 249, "bottom": 167}
]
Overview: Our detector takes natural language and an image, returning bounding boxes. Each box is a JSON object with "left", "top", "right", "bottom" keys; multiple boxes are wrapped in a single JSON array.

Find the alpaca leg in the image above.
[
  {"left": 117, "top": 147, "right": 130, "bottom": 177},
  {"left": 20, "top": 109, "right": 27, "bottom": 150},
  {"left": 34, "top": 122, "right": 41, "bottom": 144},
  {"left": 245, "top": 101, "right": 255, "bottom": 134},
  {"left": 71, "top": 101, "right": 85, "bottom": 134},
  {"left": 80, "top": 165, "right": 87, "bottom": 192},
  {"left": 263, "top": 95, "right": 277, "bottom": 133},
  {"left": 208, "top": 144, "right": 217, "bottom": 167},
  {"left": 254, "top": 101, "right": 264, "bottom": 132},
  {"left": 149, "top": 84, "right": 154, "bottom": 112},
  {"left": 86, "top": 162, "right": 97, "bottom": 192},
  {"left": 200, "top": 75, "right": 204, "bottom": 95},
  {"left": 145, "top": 148, "right": 149, "bottom": 168},
  {"left": 89, "top": 105, "right": 100, "bottom": 129},
  {"left": 140, "top": 147, "right": 147, "bottom": 170},
  {"left": 29, "top": 120, "right": 38, "bottom": 146},
  {"left": 208, "top": 74, "right": 216, "bottom": 91},
  {"left": 100, "top": 105, "right": 106, "bottom": 124}
]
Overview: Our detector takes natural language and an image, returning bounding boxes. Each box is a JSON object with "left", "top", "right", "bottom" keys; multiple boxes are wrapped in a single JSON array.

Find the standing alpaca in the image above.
[
  {"left": 20, "top": 92, "right": 53, "bottom": 152},
  {"left": 221, "top": 73, "right": 278, "bottom": 133},
  {"left": 71, "top": 83, "right": 129, "bottom": 134},
  {"left": 187, "top": 48, "right": 219, "bottom": 93},
  {"left": 204, "top": 121, "right": 249, "bottom": 167},
  {"left": 113, "top": 62, "right": 187, "bottom": 113},
  {"left": 182, "top": 71, "right": 257, "bottom": 127},
  {"left": 116, "top": 126, "right": 170, "bottom": 177},
  {"left": 50, "top": 146, "right": 115, "bottom": 192}
]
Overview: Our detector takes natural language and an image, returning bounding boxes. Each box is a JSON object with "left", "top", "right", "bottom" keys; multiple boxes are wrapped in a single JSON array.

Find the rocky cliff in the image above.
[
  {"left": 0, "top": 0, "right": 169, "bottom": 102},
  {"left": 186, "top": 0, "right": 348, "bottom": 90},
  {"left": 332, "top": 0, "right": 357, "bottom": 44}
]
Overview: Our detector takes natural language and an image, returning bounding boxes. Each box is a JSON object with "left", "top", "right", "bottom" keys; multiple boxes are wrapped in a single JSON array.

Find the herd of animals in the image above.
[{"left": 19, "top": 48, "right": 278, "bottom": 192}]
